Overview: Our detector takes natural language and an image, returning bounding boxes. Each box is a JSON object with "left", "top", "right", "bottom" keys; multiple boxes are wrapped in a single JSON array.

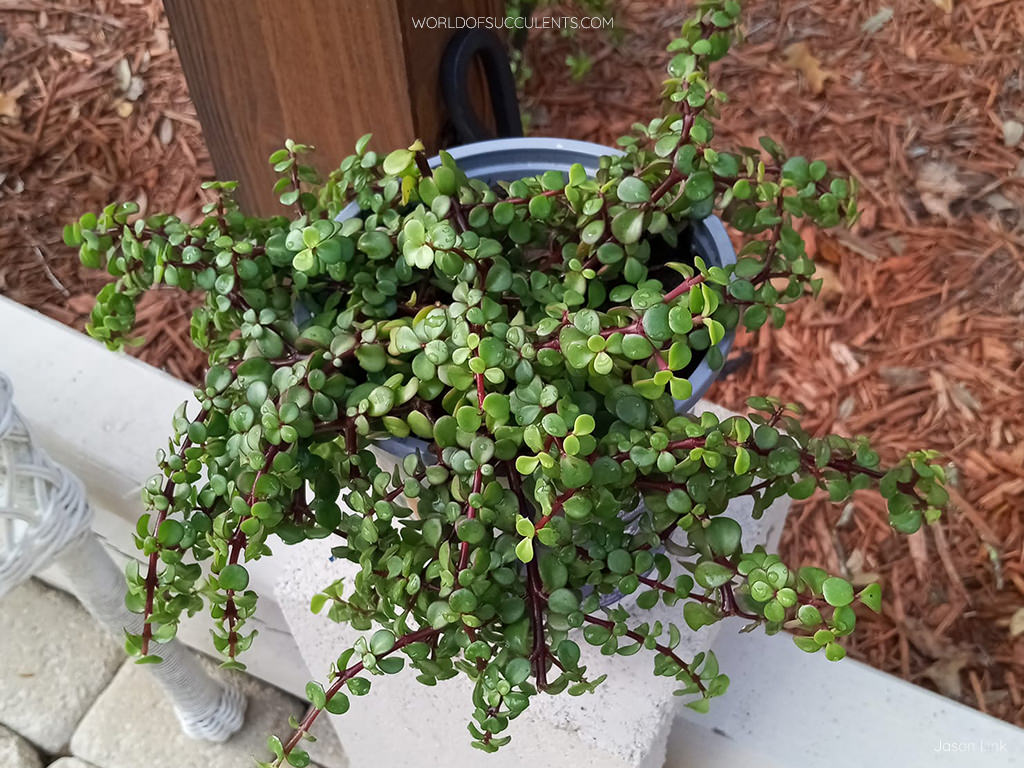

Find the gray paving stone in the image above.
[
  {"left": 0, "top": 724, "right": 43, "bottom": 768},
  {"left": 47, "top": 759, "right": 96, "bottom": 768},
  {"left": 0, "top": 580, "right": 123, "bottom": 753},
  {"left": 70, "top": 657, "right": 347, "bottom": 768}
]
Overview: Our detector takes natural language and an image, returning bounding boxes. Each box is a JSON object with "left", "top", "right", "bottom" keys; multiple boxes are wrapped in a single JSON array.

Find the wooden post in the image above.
[{"left": 164, "top": 0, "right": 503, "bottom": 215}]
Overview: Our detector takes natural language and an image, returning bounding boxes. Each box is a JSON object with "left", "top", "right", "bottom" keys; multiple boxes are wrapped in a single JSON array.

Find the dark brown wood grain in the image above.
[
  {"left": 164, "top": 0, "right": 501, "bottom": 214},
  {"left": 396, "top": 0, "right": 502, "bottom": 150}
]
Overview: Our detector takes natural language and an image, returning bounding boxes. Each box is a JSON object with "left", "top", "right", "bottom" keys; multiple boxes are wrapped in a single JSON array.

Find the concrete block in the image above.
[
  {"left": 278, "top": 537, "right": 682, "bottom": 768},
  {"left": 0, "top": 580, "right": 123, "bottom": 753},
  {"left": 0, "top": 724, "right": 42, "bottom": 768},
  {"left": 273, "top": 400, "right": 792, "bottom": 768},
  {"left": 70, "top": 657, "right": 346, "bottom": 768}
]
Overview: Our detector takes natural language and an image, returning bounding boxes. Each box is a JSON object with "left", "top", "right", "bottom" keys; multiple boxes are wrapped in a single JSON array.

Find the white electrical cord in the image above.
[{"left": 0, "top": 373, "right": 246, "bottom": 741}]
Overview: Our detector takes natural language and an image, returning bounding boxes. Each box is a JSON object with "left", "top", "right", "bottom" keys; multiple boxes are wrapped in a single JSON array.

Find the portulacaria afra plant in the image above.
[{"left": 66, "top": 1, "right": 947, "bottom": 764}]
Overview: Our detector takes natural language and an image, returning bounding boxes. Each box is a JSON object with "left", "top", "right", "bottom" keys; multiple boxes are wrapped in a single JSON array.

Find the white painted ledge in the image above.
[
  {"left": 3, "top": 295, "right": 1023, "bottom": 767},
  {"left": 668, "top": 616, "right": 1024, "bottom": 767}
]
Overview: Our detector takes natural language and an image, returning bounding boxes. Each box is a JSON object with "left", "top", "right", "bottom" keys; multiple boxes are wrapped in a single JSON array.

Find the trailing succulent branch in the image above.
[{"left": 66, "top": 1, "right": 947, "bottom": 764}]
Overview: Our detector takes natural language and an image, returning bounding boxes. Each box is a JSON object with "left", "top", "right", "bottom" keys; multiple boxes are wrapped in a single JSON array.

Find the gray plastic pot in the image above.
[{"left": 337, "top": 137, "right": 736, "bottom": 459}]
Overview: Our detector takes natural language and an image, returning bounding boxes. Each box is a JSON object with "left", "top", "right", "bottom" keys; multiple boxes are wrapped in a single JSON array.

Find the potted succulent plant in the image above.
[{"left": 66, "top": 1, "right": 947, "bottom": 764}]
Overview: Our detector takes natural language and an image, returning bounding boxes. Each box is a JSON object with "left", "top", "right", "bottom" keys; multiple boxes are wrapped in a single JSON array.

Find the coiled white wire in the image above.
[{"left": 0, "top": 373, "right": 246, "bottom": 741}]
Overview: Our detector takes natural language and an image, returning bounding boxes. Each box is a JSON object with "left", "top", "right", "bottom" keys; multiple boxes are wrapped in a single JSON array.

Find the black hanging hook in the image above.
[{"left": 440, "top": 28, "right": 523, "bottom": 144}]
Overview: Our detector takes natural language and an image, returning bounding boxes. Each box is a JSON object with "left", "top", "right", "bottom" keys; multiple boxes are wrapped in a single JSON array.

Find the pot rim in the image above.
[{"left": 338, "top": 136, "right": 736, "bottom": 456}]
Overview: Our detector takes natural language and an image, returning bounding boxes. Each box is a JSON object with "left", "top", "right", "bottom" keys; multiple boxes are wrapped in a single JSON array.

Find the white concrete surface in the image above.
[
  {"left": 0, "top": 723, "right": 42, "bottom": 768},
  {"left": 47, "top": 759, "right": 96, "bottom": 768},
  {"left": 0, "top": 580, "right": 123, "bottom": 753},
  {"left": 275, "top": 536, "right": 680, "bottom": 768},
  {"left": 70, "top": 657, "right": 347, "bottom": 768},
  {"left": 273, "top": 400, "right": 792, "bottom": 768},
  {"left": 667, "top": 616, "right": 1024, "bottom": 767}
]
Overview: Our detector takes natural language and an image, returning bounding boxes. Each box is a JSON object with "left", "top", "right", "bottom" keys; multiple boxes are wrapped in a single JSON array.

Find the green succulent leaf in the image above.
[{"left": 69, "top": 6, "right": 945, "bottom": 759}]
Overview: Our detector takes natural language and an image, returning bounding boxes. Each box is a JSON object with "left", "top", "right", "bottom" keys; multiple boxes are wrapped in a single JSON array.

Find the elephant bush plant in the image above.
[{"left": 67, "top": 1, "right": 947, "bottom": 764}]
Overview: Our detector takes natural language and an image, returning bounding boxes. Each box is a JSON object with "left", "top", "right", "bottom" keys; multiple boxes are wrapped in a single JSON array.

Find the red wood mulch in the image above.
[{"left": 2, "top": 0, "right": 1023, "bottom": 726}]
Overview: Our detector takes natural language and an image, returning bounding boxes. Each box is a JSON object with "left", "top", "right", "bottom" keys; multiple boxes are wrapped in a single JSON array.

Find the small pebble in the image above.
[{"left": 1003, "top": 119, "right": 1023, "bottom": 147}]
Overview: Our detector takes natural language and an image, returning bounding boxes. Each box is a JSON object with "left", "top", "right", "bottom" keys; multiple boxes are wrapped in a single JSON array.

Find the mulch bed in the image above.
[
  {"left": 0, "top": 0, "right": 212, "bottom": 382},
  {"left": 2, "top": 0, "right": 1023, "bottom": 726}
]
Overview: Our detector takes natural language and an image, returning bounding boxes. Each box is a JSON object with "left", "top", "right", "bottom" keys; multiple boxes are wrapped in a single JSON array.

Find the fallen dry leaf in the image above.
[
  {"left": 1003, "top": 120, "right": 1023, "bottom": 148},
  {"left": 0, "top": 80, "right": 31, "bottom": 122},
  {"left": 853, "top": 202, "right": 878, "bottom": 233},
  {"left": 921, "top": 652, "right": 971, "bottom": 699},
  {"left": 861, "top": 7, "right": 894, "bottom": 35},
  {"left": 908, "top": 529, "right": 929, "bottom": 582},
  {"left": 774, "top": 264, "right": 842, "bottom": 304},
  {"left": 1011, "top": 608, "right": 1024, "bottom": 638},
  {"left": 985, "top": 192, "right": 1016, "bottom": 211},
  {"left": 832, "top": 230, "right": 880, "bottom": 261},
  {"left": 936, "top": 307, "right": 961, "bottom": 337},
  {"left": 939, "top": 43, "right": 972, "bottom": 64},
  {"left": 845, "top": 549, "right": 881, "bottom": 586},
  {"left": 830, "top": 340, "right": 860, "bottom": 374},
  {"left": 817, "top": 235, "right": 845, "bottom": 265},
  {"left": 44, "top": 33, "right": 90, "bottom": 53},
  {"left": 914, "top": 160, "right": 969, "bottom": 219},
  {"left": 811, "top": 266, "right": 843, "bottom": 305},
  {"left": 880, "top": 366, "right": 927, "bottom": 390},
  {"left": 149, "top": 26, "right": 171, "bottom": 57},
  {"left": 783, "top": 42, "right": 833, "bottom": 95},
  {"left": 836, "top": 395, "right": 855, "bottom": 421},
  {"left": 950, "top": 382, "right": 981, "bottom": 416}
]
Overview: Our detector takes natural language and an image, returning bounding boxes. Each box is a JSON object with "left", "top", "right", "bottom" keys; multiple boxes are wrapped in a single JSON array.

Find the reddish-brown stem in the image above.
[
  {"left": 741, "top": 477, "right": 775, "bottom": 496},
  {"left": 227, "top": 351, "right": 302, "bottom": 373},
  {"left": 636, "top": 574, "right": 716, "bottom": 605},
  {"left": 752, "top": 193, "right": 787, "bottom": 285},
  {"left": 475, "top": 372, "right": 486, "bottom": 409},
  {"left": 525, "top": 555, "right": 548, "bottom": 691},
  {"left": 649, "top": 110, "right": 694, "bottom": 205},
  {"left": 222, "top": 445, "right": 282, "bottom": 657},
  {"left": 601, "top": 318, "right": 643, "bottom": 338},
  {"left": 278, "top": 626, "right": 440, "bottom": 763},
  {"left": 451, "top": 201, "right": 469, "bottom": 233},
  {"left": 650, "top": 168, "right": 684, "bottom": 204},
  {"left": 581, "top": 614, "right": 706, "bottom": 693},
  {"left": 288, "top": 152, "right": 304, "bottom": 218},
  {"left": 613, "top": 437, "right": 706, "bottom": 463},
  {"left": 663, "top": 272, "right": 706, "bottom": 304},
  {"left": 413, "top": 150, "right": 431, "bottom": 178},
  {"left": 721, "top": 582, "right": 759, "bottom": 621},
  {"left": 457, "top": 373, "right": 488, "bottom": 571},
  {"left": 457, "top": 468, "right": 483, "bottom": 572},
  {"left": 507, "top": 466, "right": 550, "bottom": 690},
  {"left": 533, "top": 489, "right": 573, "bottom": 532},
  {"left": 484, "top": 188, "right": 563, "bottom": 207},
  {"left": 140, "top": 423, "right": 203, "bottom": 654}
]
